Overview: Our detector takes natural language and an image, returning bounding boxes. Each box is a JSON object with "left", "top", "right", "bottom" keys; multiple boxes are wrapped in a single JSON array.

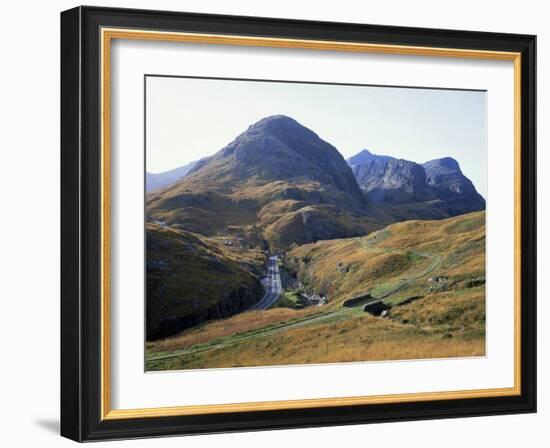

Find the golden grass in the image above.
[
  {"left": 147, "top": 307, "right": 321, "bottom": 353},
  {"left": 151, "top": 288, "right": 485, "bottom": 369},
  {"left": 198, "top": 338, "right": 485, "bottom": 368},
  {"left": 390, "top": 288, "right": 485, "bottom": 332},
  {"left": 165, "top": 295, "right": 485, "bottom": 370},
  {"left": 286, "top": 211, "right": 485, "bottom": 307},
  {"left": 288, "top": 239, "right": 424, "bottom": 307},
  {"left": 148, "top": 211, "right": 487, "bottom": 370},
  {"left": 315, "top": 339, "right": 485, "bottom": 363}
]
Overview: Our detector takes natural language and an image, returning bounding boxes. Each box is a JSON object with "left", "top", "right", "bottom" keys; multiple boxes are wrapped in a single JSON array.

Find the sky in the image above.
[{"left": 146, "top": 76, "right": 487, "bottom": 198}]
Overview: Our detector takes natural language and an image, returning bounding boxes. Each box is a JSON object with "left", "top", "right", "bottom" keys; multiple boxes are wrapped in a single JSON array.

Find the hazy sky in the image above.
[{"left": 146, "top": 76, "right": 487, "bottom": 198}]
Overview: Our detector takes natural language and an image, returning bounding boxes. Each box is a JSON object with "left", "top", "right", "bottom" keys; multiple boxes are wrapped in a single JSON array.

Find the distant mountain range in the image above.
[
  {"left": 146, "top": 115, "right": 485, "bottom": 248},
  {"left": 146, "top": 161, "right": 197, "bottom": 192},
  {"left": 347, "top": 149, "right": 485, "bottom": 220}
]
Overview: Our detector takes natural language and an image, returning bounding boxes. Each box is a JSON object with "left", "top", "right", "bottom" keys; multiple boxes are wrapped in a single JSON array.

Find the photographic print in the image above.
[
  {"left": 61, "top": 9, "right": 536, "bottom": 439},
  {"left": 144, "top": 76, "right": 487, "bottom": 371}
]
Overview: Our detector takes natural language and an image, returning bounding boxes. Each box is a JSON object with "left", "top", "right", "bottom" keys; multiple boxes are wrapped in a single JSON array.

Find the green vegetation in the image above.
[{"left": 274, "top": 290, "right": 304, "bottom": 309}]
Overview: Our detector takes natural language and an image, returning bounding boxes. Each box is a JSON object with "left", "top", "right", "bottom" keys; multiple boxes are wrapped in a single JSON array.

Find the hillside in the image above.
[
  {"left": 286, "top": 210, "right": 485, "bottom": 307},
  {"left": 146, "top": 223, "right": 265, "bottom": 340},
  {"left": 146, "top": 211, "right": 485, "bottom": 369},
  {"left": 147, "top": 116, "right": 386, "bottom": 250},
  {"left": 347, "top": 149, "right": 485, "bottom": 220}
]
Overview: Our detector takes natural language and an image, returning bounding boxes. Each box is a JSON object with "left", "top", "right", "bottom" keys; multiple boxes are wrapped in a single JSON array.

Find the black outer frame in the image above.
[{"left": 60, "top": 5, "right": 537, "bottom": 442}]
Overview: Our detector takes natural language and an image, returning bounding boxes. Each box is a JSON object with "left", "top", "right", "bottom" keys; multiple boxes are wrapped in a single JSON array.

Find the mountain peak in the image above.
[
  {"left": 252, "top": 114, "right": 299, "bottom": 126},
  {"left": 246, "top": 115, "right": 317, "bottom": 140},
  {"left": 347, "top": 149, "right": 393, "bottom": 167},
  {"left": 423, "top": 157, "right": 461, "bottom": 173},
  {"left": 358, "top": 149, "right": 373, "bottom": 157},
  {"left": 165, "top": 114, "right": 364, "bottom": 206}
]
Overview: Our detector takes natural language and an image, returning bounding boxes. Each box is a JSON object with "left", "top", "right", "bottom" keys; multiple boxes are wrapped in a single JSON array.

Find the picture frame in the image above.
[{"left": 60, "top": 5, "right": 536, "bottom": 442}]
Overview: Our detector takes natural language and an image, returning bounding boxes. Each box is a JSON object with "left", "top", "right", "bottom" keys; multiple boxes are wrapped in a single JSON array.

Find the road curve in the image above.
[{"left": 249, "top": 255, "right": 282, "bottom": 310}]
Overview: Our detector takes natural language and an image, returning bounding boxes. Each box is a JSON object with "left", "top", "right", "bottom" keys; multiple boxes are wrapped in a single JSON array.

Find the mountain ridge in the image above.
[{"left": 346, "top": 149, "right": 485, "bottom": 220}]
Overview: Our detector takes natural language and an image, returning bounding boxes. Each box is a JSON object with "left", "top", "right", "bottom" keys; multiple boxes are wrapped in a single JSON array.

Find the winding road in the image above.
[{"left": 249, "top": 255, "right": 282, "bottom": 310}]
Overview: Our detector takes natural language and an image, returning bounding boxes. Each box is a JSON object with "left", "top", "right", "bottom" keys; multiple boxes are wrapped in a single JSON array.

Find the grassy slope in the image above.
[
  {"left": 146, "top": 223, "right": 265, "bottom": 340},
  {"left": 162, "top": 307, "right": 484, "bottom": 369},
  {"left": 146, "top": 211, "right": 485, "bottom": 369},
  {"left": 286, "top": 210, "right": 485, "bottom": 307},
  {"left": 147, "top": 178, "right": 385, "bottom": 251}
]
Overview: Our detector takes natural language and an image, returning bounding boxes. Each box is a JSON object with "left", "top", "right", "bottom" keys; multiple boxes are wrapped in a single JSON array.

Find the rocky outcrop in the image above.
[
  {"left": 342, "top": 293, "right": 374, "bottom": 307},
  {"left": 350, "top": 153, "right": 430, "bottom": 204},
  {"left": 363, "top": 301, "right": 391, "bottom": 316},
  {"left": 151, "top": 284, "right": 262, "bottom": 340},
  {"left": 347, "top": 149, "right": 485, "bottom": 220}
]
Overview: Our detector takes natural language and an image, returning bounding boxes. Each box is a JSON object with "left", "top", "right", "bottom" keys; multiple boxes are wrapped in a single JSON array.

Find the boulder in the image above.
[
  {"left": 363, "top": 301, "right": 391, "bottom": 316},
  {"left": 342, "top": 294, "right": 373, "bottom": 308},
  {"left": 464, "top": 276, "right": 486, "bottom": 288}
]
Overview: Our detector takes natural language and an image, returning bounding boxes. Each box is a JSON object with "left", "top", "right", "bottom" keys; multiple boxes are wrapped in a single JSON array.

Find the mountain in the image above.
[
  {"left": 347, "top": 148, "right": 394, "bottom": 167},
  {"left": 146, "top": 119, "right": 485, "bottom": 252},
  {"left": 183, "top": 115, "right": 364, "bottom": 201},
  {"left": 347, "top": 149, "right": 485, "bottom": 220},
  {"left": 147, "top": 116, "right": 385, "bottom": 250},
  {"left": 146, "top": 160, "right": 197, "bottom": 193},
  {"left": 348, "top": 149, "right": 431, "bottom": 204},
  {"left": 423, "top": 157, "right": 478, "bottom": 196},
  {"left": 146, "top": 223, "right": 264, "bottom": 340}
]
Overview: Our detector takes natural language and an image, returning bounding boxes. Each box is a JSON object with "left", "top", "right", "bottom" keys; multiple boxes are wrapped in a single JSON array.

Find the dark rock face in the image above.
[
  {"left": 341, "top": 294, "right": 374, "bottom": 307},
  {"left": 424, "top": 157, "right": 474, "bottom": 196},
  {"left": 350, "top": 151, "right": 430, "bottom": 204},
  {"left": 421, "top": 157, "right": 485, "bottom": 216},
  {"left": 152, "top": 285, "right": 261, "bottom": 340},
  {"left": 347, "top": 149, "right": 485, "bottom": 220},
  {"left": 145, "top": 225, "right": 264, "bottom": 341},
  {"left": 363, "top": 301, "right": 391, "bottom": 316}
]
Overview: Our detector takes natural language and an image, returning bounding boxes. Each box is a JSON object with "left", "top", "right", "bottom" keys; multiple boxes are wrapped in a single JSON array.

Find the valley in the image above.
[
  {"left": 146, "top": 211, "right": 485, "bottom": 370},
  {"left": 145, "top": 115, "right": 486, "bottom": 370}
]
